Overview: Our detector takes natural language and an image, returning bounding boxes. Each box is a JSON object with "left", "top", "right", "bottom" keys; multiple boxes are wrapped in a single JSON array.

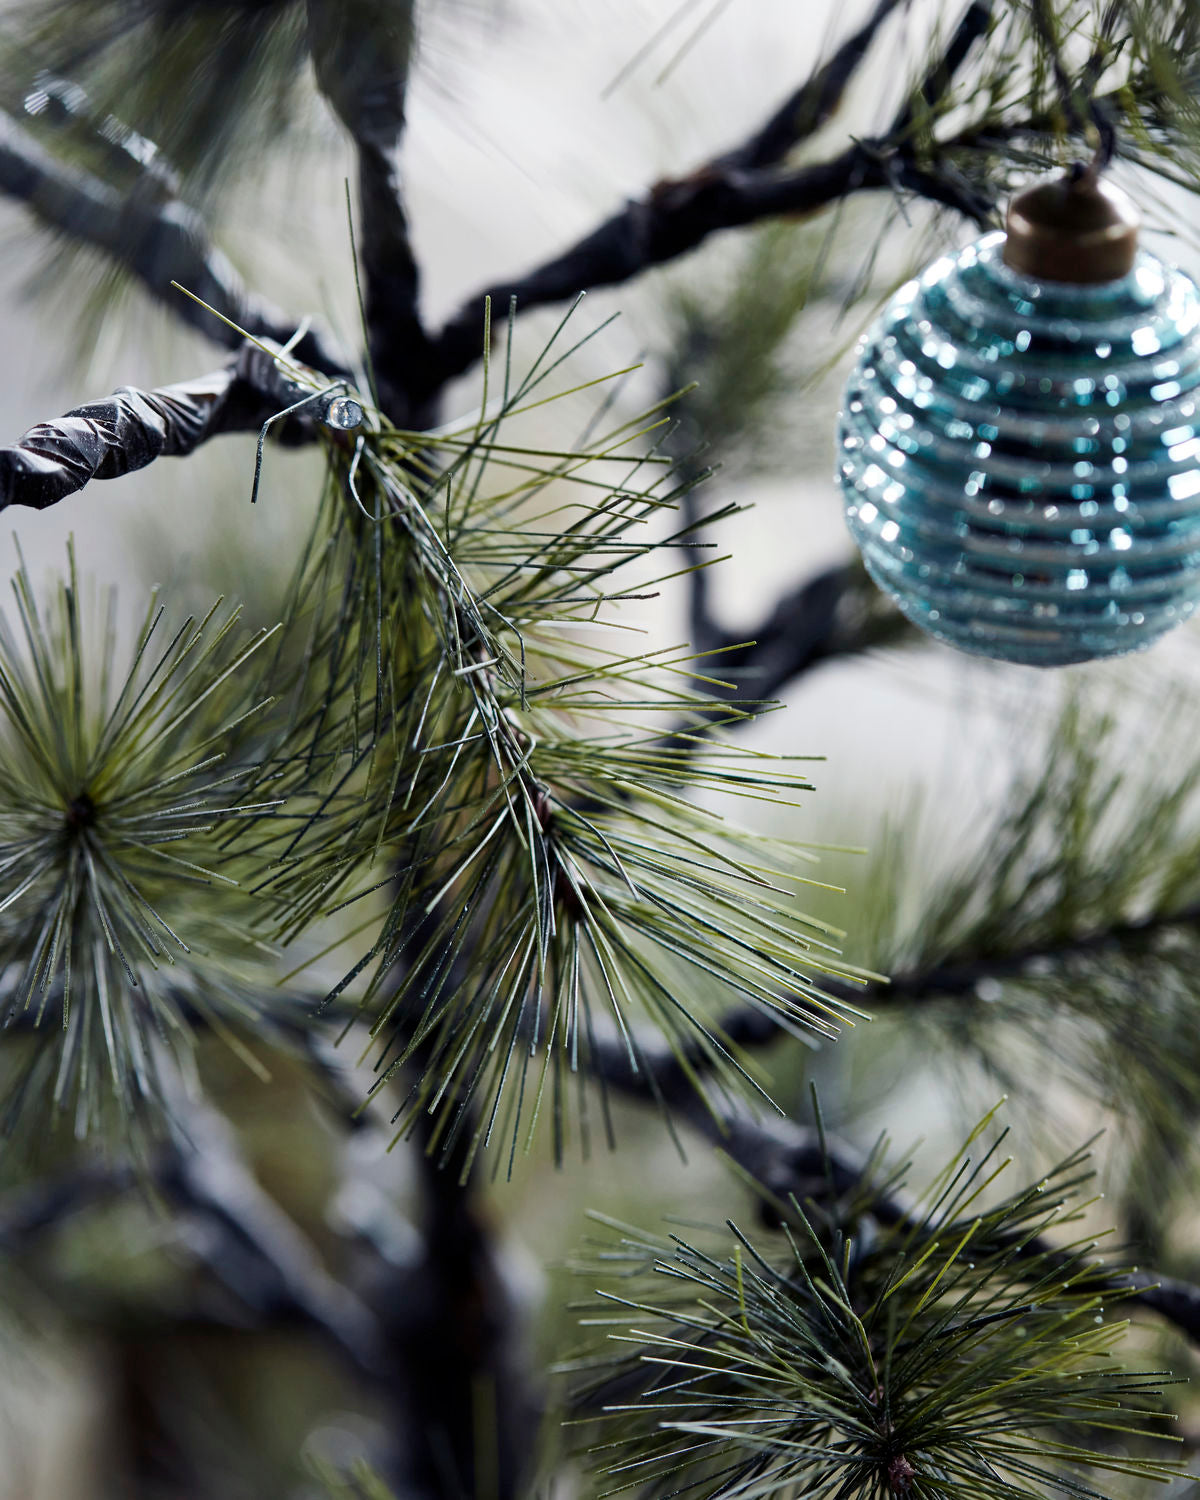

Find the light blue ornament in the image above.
[{"left": 837, "top": 192, "right": 1200, "bottom": 666}]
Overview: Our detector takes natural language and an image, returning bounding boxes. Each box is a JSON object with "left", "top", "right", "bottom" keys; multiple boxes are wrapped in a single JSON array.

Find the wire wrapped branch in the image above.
[
  {"left": 0, "top": 341, "right": 336, "bottom": 512},
  {"left": 0, "top": 106, "right": 348, "bottom": 378}
]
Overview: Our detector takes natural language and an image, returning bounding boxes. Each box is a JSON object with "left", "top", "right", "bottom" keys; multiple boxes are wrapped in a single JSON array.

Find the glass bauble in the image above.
[{"left": 837, "top": 230, "right": 1200, "bottom": 665}]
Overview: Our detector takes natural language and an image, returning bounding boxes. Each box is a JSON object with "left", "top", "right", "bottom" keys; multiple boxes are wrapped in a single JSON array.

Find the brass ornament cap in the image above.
[{"left": 1002, "top": 170, "right": 1140, "bottom": 283}]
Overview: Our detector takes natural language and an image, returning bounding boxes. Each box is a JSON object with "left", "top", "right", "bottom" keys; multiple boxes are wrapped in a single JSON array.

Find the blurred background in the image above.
[{"left": 0, "top": 0, "right": 1198, "bottom": 1495}]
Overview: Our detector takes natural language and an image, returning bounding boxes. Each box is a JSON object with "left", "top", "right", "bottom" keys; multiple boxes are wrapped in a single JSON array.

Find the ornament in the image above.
[{"left": 837, "top": 171, "right": 1200, "bottom": 666}]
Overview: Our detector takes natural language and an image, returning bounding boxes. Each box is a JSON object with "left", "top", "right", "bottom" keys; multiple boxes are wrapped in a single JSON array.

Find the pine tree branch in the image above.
[
  {"left": 417, "top": 2, "right": 996, "bottom": 406},
  {"left": 161, "top": 1090, "right": 390, "bottom": 1377},
  {"left": 0, "top": 341, "right": 343, "bottom": 512},
  {"left": 856, "top": 895, "right": 1200, "bottom": 1007},
  {"left": 589, "top": 1026, "right": 1200, "bottom": 1347},
  {"left": 604, "top": 893, "right": 1200, "bottom": 1090},
  {"left": 306, "top": 0, "right": 429, "bottom": 425},
  {"left": 715, "top": 0, "right": 909, "bottom": 171},
  {"left": 0, "top": 106, "right": 348, "bottom": 377}
]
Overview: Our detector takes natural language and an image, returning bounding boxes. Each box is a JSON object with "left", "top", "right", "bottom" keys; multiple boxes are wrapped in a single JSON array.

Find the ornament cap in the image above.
[{"left": 1003, "top": 170, "right": 1139, "bottom": 284}]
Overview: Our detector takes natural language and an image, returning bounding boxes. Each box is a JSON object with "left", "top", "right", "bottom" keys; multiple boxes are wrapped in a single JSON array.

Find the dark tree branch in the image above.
[
  {"left": 596, "top": 896, "right": 1200, "bottom": 1117},
  {"left": 716, "top": 0, "right": 909, "bottom": 171},
  {"left": 891, "top": 0, "right": 994, "bottom": 138},
  {"left": 0, "top": 108, "right": 348, "bottom": 378},
  {"left": 588, "top": 1022, "right": 1200, "bottom": 1348},
  {"left": 160, "top": 1089, "right": 389, "bottom": 1378},
  {"left": 420, "top": 150, "right": 913, "bottom": 406},
  {"left": 306, "top": 0, "right": 430, "bottom": 426},
  {"left": 702, "top": 561, "right": 915, "bottom": 701},
  {"left": 379, "top": 1108, "right": 539, "bottom": 1500},
  {"left": 0, "top": 1107, "right": 390, "bottom": 1381},
  {"left": 25, "top": 72, "right": 183, "bottom": 201},
  {"left": 857, "top": 895, "right": 1200, "bottom": 1007},
  {"left": 588, "top": 1019, "right": 889, "bottom": 1212},
  {"left": 0, "top": 340, "right": 345, "bottom": 512},
  {"left": 417, "top": 3, "right": 997, "bottom": 408},
  {"left": 669, "top": 4, "right": 994, "bottom": 666},
  {"left": 0, "top": 1156, "right": 142, "bottom": 1250}
]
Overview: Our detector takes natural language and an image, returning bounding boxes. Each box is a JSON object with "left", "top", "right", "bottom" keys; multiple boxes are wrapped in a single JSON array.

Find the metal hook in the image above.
[{"left": 250, "top": 381, "right": 365, "bottom": 505}]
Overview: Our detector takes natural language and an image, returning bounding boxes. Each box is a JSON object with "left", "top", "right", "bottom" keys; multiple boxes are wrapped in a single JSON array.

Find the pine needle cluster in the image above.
[
  {"left": 233, "top": 310, "right": 875, "bottom": 1168},
  {"left": 845, "top": 690, "right": 1200, "bottom": 1229},
  {"left": 566, "top": 1116, "right": 1183, "bottom": 1500},
  {"left": 907, "top": 1, "right": 1200, "bottom": 227},
  {"left": 0, "top": 544, "right": 282, "bottom": 1136}
]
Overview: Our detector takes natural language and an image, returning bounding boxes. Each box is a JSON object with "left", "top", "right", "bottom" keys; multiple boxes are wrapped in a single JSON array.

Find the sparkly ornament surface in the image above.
[{"left": 838, "top": 230, "right": 1200, "bottom": 665}]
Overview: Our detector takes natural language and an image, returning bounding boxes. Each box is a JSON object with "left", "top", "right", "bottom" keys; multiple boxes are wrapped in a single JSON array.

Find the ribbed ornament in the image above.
[{"left": 837, "top": 230, "right": 1200, "bottom": 665}]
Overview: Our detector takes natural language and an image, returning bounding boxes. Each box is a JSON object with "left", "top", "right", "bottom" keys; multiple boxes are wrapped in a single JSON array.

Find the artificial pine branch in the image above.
[
  {"left": 0, "top": 4, "right": 1196, "bottom": 1495},
  {"left": 566, "top": 1122, "right": 1187, "bottom": 1499},
  {"left": 0, "top": 547, "right": 294, "bottom": 1135},
  {"left": 828, "top": 696, "right": 1200, "bottom": 1164},
  {"left": 0, "top": 340, "right": 352, "bottom": 513},
  {"left": 588, "top": 1012, "right": 1200, "bottom": 1351}
]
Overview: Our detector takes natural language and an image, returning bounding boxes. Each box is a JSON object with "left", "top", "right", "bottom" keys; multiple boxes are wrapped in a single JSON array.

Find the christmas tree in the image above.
[{"left": 0, "top": 1, "right": 1196, "bottom": 1496}]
